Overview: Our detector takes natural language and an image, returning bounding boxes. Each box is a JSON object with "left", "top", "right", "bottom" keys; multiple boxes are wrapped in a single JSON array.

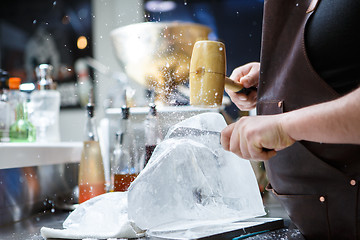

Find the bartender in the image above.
[{"left": 221, "top": 0, "right": 360, "bottom": 239}]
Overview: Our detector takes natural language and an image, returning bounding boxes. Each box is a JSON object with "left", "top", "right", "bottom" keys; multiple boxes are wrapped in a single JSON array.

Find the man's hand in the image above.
[
  {"left": 221, "top": 115, "right": 295, "bottom": 161},
  {"left": 226, "top": 62, "right": 260, "bottom": 111}
]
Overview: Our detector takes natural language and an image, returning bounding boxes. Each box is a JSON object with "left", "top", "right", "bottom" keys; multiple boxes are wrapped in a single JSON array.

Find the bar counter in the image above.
[{"left": 0, "top": 195, "right": 306, "bottom": 240}]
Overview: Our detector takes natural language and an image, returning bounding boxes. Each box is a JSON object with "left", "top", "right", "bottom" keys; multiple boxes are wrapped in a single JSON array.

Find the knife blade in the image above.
[{"left": 168, "top": 127, "right": 221, "bottom": 143}]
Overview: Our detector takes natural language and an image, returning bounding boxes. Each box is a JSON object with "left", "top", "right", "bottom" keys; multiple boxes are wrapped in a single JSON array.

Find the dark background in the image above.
[
  {"left": 144, "top": 0, "right": 264, "bottom": 118},
  {"left": 144, "top": 0, "right": 264, "bottom": 76},
  {"left": 0, "top": 0, "right": 93, "bottom": 108},
  {"left": 0, "top": 0, "right": 93, "bottom": 79},
  {"left": 0, "top": 0, "right": 263, "bottom": 113}
]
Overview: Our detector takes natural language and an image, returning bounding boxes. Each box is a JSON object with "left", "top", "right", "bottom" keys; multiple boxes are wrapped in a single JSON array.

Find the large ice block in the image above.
[
  {"left": 40, "top": 113, "right": 266, "bottom": 239},
  {"left": 41, "top": 192, "right": 144, "bottom": 239},
  {"left": 128, "top": 112, "right": 265, "bottom": 230}
]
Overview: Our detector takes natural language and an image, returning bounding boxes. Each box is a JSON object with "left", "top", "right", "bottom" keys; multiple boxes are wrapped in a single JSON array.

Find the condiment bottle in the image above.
[
  {"left": 8, "top": 77, "right": 22, "bottom": 126},
  {"left": 110, "top": 131, "right": 133, "bottom": 192},
  {"left": 30, "top": 64, "right": 61, "bottom": 142},
  {"left": 78, "top": 96, "right": 106, "bottom": 203},
  {"left": 110, "top": 106, "right": 139, "bottom": 192},
  {"left": 9, "top": 90, "right": 36, "bottom": 142},
  {"left": 0, "top": 70, "right": 10, "bottom": 142},
  {"left": 144, "top": 103, "right": 162, "bottom": 167}
]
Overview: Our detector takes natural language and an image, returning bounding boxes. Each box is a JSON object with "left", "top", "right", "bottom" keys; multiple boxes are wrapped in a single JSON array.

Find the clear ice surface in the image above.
[
  {"left": 40, "top": 112, "right": 265, "bottom": 239},
  {"left": 40, "top": 192, "right": 144, "bottom": 239},
  {"left": 128, "top": 112, "right": 265, "bottom": 230}
]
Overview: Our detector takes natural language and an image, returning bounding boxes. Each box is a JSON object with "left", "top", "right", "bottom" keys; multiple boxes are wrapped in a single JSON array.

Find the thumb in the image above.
[
  {"left": 221, "top": 123, "right": 236, "bottom": 151},
  {"left": 240, "top": 68, "right": 259, "bottom": 88}
]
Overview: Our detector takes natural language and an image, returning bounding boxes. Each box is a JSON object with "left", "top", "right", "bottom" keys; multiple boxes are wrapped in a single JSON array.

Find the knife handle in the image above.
[
  {"left": 224, "top": 77, "right": 243, "bottom": 92},
  {"left": 224, "top": 77, "right": 257, "bottom": 95}
]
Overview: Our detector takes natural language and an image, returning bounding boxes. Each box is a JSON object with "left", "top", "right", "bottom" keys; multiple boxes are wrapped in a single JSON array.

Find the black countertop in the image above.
[{"left": 0, "top": 195, "right": 306, "bottom": 240}]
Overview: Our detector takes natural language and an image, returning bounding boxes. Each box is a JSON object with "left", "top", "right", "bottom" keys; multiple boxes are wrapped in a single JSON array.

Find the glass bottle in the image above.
[
  {"left": 144, "top": 103, "right": 162, "bottom": 167},
  {"left": 0, "top": 70, "right": 10, "bottom": 142},
  {"left": 30, "top": 64, "right": 61, "bottom": 142},
  {"left": 111, "top": 131, "right": 134, "bottom": 192},
  {"left": 8, "top": 77, "right": 22, "bottom": 125},
  {"left": 9, "top": 92, "right": 36, "bottom": 142},
  {"left": 110, "top": 106, "right": 139, "bottom": 192},
  {"left": 78, "top": 97, "right": 106, "bottom": 203}
]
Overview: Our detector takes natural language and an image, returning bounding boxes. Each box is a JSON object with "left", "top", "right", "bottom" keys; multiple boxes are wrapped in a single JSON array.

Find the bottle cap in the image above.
[
  {"left": 115, "top": 131, "right": 124, "bottom": 144},
  {"left": 9, "top": 77, "right": 21, "bottom": 90},
  {"left": 86, "top": 101, "right": 95, "bottom": 118},
  {"left": 86, "top": 88, "right": 95, "bottom": 118},
  {"left": 19, "top": 83, "right": 36, "bottom": 93},
  {"left": 121, "top": 105, "right": 130, "bottom": 120},
  {"left": 35, "top": 64, "right": 54, "bottom": 90},
  {"left": 0, "top": 69, "right": 9, "bottom": 89},
  {"left": 148, "top": 103, "right": 157, "bottom": 116}
]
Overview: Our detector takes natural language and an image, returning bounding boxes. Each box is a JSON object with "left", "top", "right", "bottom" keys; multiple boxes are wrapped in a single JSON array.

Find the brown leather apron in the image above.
[{"left": 257, "top": 0, "right": 360, "bottom": 239}]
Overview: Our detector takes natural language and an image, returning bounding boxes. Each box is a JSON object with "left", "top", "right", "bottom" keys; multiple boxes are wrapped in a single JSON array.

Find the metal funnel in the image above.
[{"left": 110, "top": 22, "right": 211, "bottom": 103}]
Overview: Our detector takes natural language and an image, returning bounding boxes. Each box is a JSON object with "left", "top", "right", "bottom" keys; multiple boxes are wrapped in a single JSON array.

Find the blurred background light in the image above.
[
  {"left": 77, "top": 36, "right": 87, "bottom": 49},
  {"left": 145, "top": 0, "right": 177, "bottom": 12}
]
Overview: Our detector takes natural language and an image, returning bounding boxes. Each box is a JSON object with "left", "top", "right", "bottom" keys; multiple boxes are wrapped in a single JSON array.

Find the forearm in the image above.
[{"left": 281, "top": 87, "right": 360, "bottom": 144}]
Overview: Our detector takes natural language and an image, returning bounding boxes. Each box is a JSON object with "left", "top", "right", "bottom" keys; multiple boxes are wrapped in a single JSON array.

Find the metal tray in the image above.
[{"left": 146, "top": 217, "right": 284, "bottom": 240}]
